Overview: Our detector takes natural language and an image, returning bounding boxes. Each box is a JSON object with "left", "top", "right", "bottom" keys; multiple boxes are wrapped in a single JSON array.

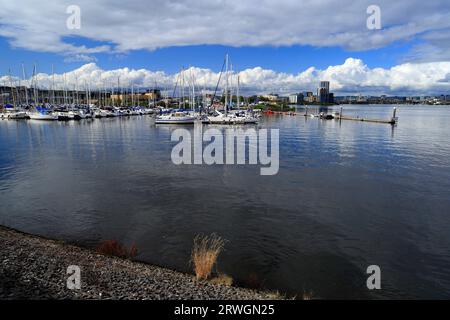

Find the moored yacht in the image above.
[
  {"left": 0, "top": 110, "right": 28, "bottom": 120},
  {"left": 28, "top": 107, "right": 58, "bottom": 120},
  {"left": 155, "top": 111, "right": 196, "bottom": 124},
  {"left": 0, "top": 104, "right": 28, "bottom": 120}
]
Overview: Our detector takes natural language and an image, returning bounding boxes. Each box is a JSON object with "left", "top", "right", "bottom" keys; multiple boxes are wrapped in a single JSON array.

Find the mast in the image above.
[
  {"left": 153, "top": 80, "right": 157, "bottom": 108},
  {"left": 192, "top": 71, "right": 196, "bottom": 112},
  {"left": 33, "top": 64, "right": 38, "bottom": 106},
  {"left": 237, "top": 74, "right": 240, "bottom": 110},
  {"left": 104, "top": 82, "right": 107, "bottom": 107},
  {"left": 181, "top": 68, "right": 185, "bottom": 109},
  {"left": 117, "top": 77, "right": 121, "bottom": 107},
  {"left": 17, "top": 78, "right": 22, "bottom": 106},
  {"left": 75, "top": 76, "right": 79, "bottom": 105},
  {"left": 136, "top": 86, "right": 139, "bottom": 107},
  {"left": 84, "top": 81, "right": 88, "bottom": 105},
  {"left": 131, "top": 82, "right": 134, "bottom": 107},
  {"left": 63, "top": 73, "right": 67, "bottom": 105},
  {"left": 88, "top": 80, "right": 91, "bottom": 106},
  {"left": 225, "top": 54, "right": 229, "bottom": 116},
  {"left": 51, "top": 65, "right": 55, "bottom": 105},
  {"left": 8, "top": 69, "right": 16, "bottom": 109},
  {"left": 22, "top": 63, "right": 29, "bottom": 106}
]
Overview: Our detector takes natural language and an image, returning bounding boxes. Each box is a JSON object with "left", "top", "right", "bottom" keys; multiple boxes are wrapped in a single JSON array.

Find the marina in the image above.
[
  {"left": 1, "top": 105, "right": 450, "bottom": 299},
  {"left": 1, "top": 0, "right": 450, "bottom": 307}
]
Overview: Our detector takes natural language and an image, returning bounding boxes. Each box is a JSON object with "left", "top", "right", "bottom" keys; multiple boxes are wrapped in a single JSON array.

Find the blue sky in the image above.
[
  {"left": 0, "top": 37, "right": 416, "bottom": 77},
  {"left": 0, "top": 0, "right": 449, "bottom": 94}
]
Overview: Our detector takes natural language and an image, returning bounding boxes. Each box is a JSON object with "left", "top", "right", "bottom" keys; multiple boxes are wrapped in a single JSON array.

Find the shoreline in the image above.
[{"left": 0, "top": 225, "right": 278, "bottom": 300}]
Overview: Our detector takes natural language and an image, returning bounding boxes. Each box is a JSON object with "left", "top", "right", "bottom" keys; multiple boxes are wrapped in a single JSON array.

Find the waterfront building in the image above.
[
  {"left": 262, "top": 93, "right": 279, "bottom": 102},
  {"left": 317, "top": 81, "right": 334, "bottom": 103},
  {"left": 289, "top": 93, "right": 304, "bottom": 104},
  {"left": 304, "top": 91, "right": 315, "bottom": 103}
]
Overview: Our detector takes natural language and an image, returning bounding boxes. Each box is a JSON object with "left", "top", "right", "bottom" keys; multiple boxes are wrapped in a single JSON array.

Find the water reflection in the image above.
[{"left": 1, "top": 105, "right": 450, "bottom": 299}]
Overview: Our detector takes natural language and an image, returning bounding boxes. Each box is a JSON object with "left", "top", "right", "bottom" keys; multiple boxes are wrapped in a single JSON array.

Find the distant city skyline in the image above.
[{"left": 0, "top": 0, "right": 450, "bottom": 95}]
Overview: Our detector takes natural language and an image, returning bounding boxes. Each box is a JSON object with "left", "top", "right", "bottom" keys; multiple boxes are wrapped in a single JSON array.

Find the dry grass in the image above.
[
  {"left": 266, "top": 290, "right": 284, "bottom": 300},
  {"left": 302, "top": 290, "right": 315, "bottom": 300},
  {"left": 191, "top": 233, "right": 225, "bottom": 280},
  {"left": 210, "top": 274, "right": 233, "bottom": 286},
  {"left": 96, "top": 240, "right": 138, "bottom": 259}
]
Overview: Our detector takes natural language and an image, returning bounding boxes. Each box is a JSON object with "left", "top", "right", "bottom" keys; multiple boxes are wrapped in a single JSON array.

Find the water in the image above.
[{"left": 1, "top": 105, "right": 450, "bottom": 299}]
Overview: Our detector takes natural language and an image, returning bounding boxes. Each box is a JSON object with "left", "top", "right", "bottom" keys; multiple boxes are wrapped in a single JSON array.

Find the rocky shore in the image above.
[{"left": 0, "top": 226, "right": 276, "bottom": 300}]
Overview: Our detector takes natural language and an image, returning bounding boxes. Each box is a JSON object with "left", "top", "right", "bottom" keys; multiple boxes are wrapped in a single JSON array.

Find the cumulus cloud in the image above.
[
  {"left": 0, "top": 0, "right": 450, "bottom": 61},
  {"left": 2, "top": 58, "right": 449, "bottom": 95}
]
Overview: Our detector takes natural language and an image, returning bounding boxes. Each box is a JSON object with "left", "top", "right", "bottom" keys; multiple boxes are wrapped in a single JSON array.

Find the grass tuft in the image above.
[
  {"left": 302, "top": 290, "right": 315, "bottom": 300},
  {"left": 210, "top": 274, "right": 233, "bottom": 286},
  {"left": 191, "top": 233, "right": 225, "bottom": 280}
]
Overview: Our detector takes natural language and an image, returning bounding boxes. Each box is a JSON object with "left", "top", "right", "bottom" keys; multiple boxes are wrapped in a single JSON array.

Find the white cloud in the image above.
[
  {"left": 2, "top": 58, "right": 449, "bottom": 95},
  {"left": 0, "top": 0, "right": 450, "bottom": 61}
]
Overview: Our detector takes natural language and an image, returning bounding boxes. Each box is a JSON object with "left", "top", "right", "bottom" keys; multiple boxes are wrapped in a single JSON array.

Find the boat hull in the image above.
[
  {"left": 155, "top": 119, "right": 195, "bottom": 124},
  {"left": 1, "top": 112, "right": 28, "bottom": 120},
  {"left": 28, "top": 113, "right": 58, "bottom": 120}
]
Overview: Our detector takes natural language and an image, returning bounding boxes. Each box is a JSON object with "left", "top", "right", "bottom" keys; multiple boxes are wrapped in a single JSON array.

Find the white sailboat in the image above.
[
  {"left": 0, "top": 108, "right": 28, "bottom": 120},
  {"left": 207, "top": 54, "right": 258, "bottom": 125},
  {"left": 155, "top": 111, "right": 196, "bottom": 124},
  {"left": 28, "top": 108, "right": 58, "bottom": 120},
  {"left": 0, "top": 69, "right": 28, "bottom": 120}
]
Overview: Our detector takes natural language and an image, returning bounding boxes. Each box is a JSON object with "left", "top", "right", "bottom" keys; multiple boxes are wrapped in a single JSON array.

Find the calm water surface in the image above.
[{"left": 1, "top": 105, "right": 450, "bottom": 299}]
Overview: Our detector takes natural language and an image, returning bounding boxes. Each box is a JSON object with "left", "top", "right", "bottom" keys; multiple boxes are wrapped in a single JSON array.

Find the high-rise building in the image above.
[
  {"left": 317, "top": 81, "right": 333, "bottom": 103},
  {"left": 320, "top": 81, "right": 330, "bottom": 92}
]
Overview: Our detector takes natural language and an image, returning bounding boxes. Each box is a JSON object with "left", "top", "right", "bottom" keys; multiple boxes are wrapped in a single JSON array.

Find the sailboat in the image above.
[
  {"left": 207, "top": 54, "right": 258, "bottom": 125},
  {"left": 27, "top": 65, "right": 57, "bottom": 120},
  {"left": 155, "top": 68, "right": 196, "bottom": 124},
  {"left": 1, "top": 69, "right": 28, "bottom": 120},
  {"left": 1, "top": 105, "right": 28, "bottom": 120},
  {"left": 28, "top": 106, "right": 58, "bottom": 120},
  {"left": 155, "top": 111, "right": 196, "bottom": 124}
]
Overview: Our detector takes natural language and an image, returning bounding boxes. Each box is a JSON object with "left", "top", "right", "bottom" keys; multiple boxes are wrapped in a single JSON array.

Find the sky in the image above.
[{"left": 0, "top": 0, "right": 450, "bottom": 95}]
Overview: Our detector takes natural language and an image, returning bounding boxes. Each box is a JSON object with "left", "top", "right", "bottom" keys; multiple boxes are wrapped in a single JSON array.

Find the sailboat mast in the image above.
[
  {"left": 225, "top": 54, "right": 229, "bottom": 116},
  {"left": 131, "top": 82, "right": 134, "bottom": 107},
  {"left": 237, "top": 74, "right": 240, "bottom": 109},
  {"left": 33, "top": 64, "right": 38, "bottom": 106},
  {"left": 51, "top": 65, "right": 55, "bottom": 105},
  {"left": 154, "top": 80, "right": 157, "bottom": 108},
  {"left": 181, "top": 68, "right": 185, "bottom": 109},
  {"left": 76, "top": 76, "right": 79, "bottom": 105},
  {"left": 22, "top": 63, "right": 29, "bottom": 106},
  {"left": 8, "top": 69, "right": 16, "bottom": 109}
]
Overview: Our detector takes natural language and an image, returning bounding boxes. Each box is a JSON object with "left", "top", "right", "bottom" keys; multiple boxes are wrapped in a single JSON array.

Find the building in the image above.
[
  {"left": 317, "top": 81, "right": 330, "bottom": 103},
  {"left": 262, "top": 93, "right": 279, "bottom": 101},
  {"left": 278, "top": 96, "right": 289, "bottom": 103},
  {"left": 317, "top": 81, "right": 334, "bottom": 104},
  {"left": 289, "top": 93, "right": 304, "bottom": 104},
  {"left": 144, "top": 89, "right": 161, "bottom": 101},
  {"left": 304, "top": 91, "right": 315, "bottom": 103}
]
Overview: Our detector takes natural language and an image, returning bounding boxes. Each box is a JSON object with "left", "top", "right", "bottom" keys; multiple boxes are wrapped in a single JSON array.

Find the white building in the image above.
[{"left": 289, "top": 93, "right": 304, "bottom": 104}]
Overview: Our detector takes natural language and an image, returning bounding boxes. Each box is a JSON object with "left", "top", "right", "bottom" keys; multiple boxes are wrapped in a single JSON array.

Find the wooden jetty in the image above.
[
  {"left": 300, "top": 106, "right": 398, "bottom": 125},
  {"left": 336, "top": 107, "right": 398, "bottom": 125}
]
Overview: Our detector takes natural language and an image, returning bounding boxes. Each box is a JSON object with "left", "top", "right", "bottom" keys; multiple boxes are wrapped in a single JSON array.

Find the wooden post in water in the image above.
[
  {"left": 340, "top": 106, "right": 343, "bottom": 119},
  {"left": 391, "top": 107, "right": 397, "bottom": 124},
  {"left": 305, "top": 106, "right": 308, "bottom": 117}
]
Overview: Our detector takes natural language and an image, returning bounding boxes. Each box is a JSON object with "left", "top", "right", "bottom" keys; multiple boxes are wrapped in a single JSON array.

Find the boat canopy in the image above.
[{"left": 35, "top": 106, "right": 49, "bottom": 113}]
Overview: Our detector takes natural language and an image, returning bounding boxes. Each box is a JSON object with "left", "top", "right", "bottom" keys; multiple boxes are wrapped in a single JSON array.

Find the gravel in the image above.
[{"left": 0, "top": 226, "right": 276, "bottom": 300}]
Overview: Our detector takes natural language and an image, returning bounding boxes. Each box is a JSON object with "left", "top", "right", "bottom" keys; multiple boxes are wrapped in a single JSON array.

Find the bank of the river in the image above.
[{"left": 0, "top": 226, "right": 278, "bottom": 300}]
